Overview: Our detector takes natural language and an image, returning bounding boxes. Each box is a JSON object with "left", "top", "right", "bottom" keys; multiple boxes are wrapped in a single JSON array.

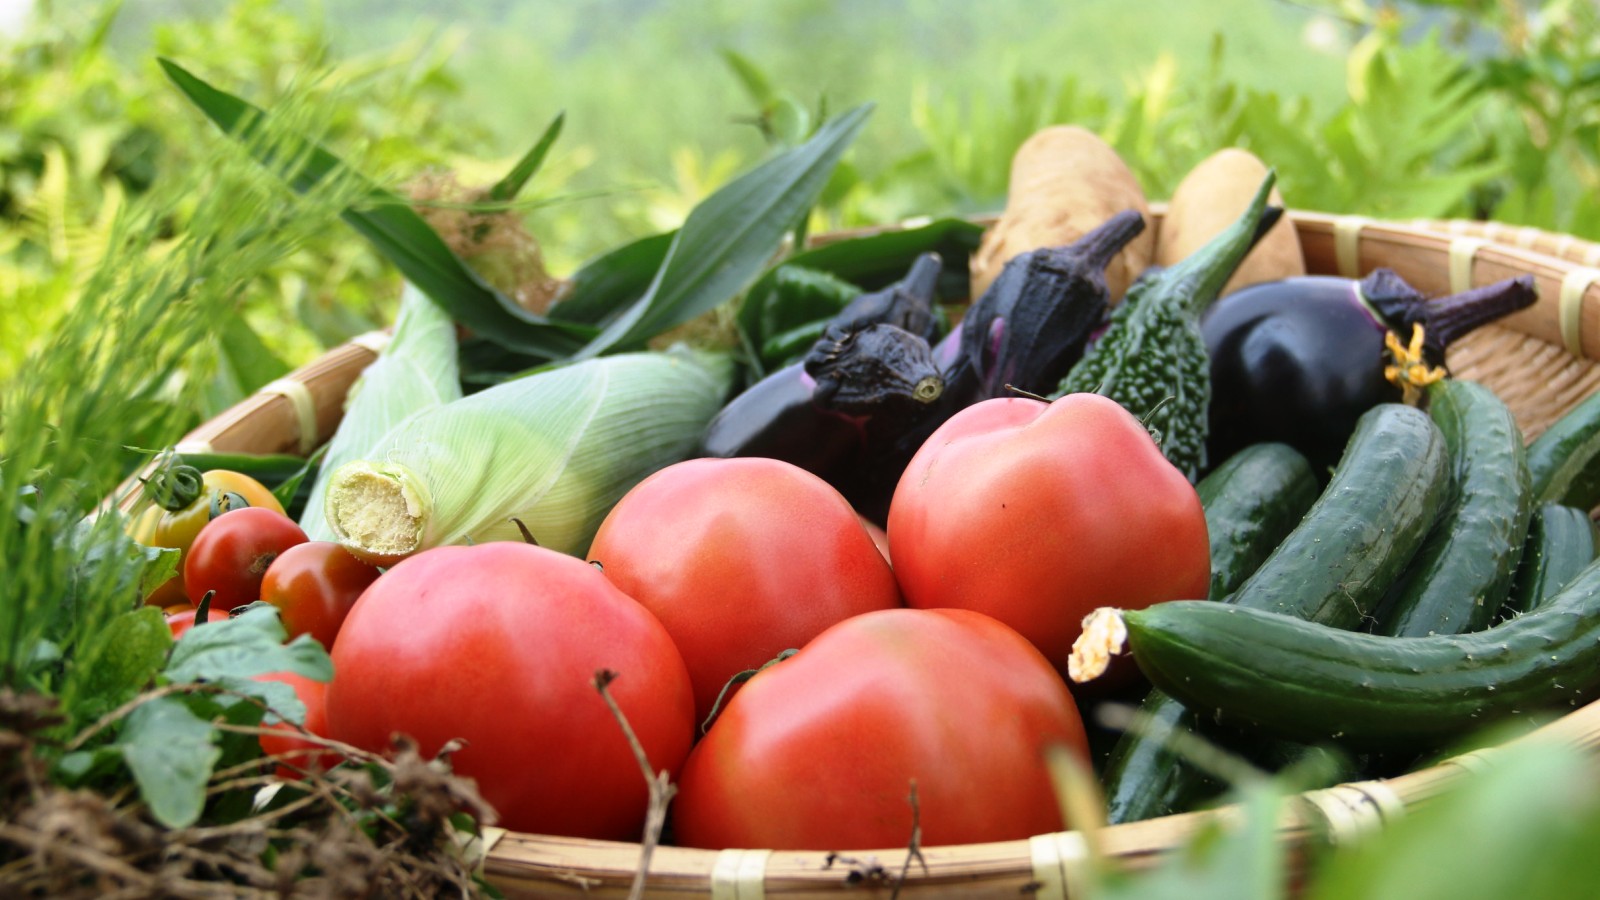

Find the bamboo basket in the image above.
[{"left": 163, "top": 211, "right": 1600, "bottom": 898}]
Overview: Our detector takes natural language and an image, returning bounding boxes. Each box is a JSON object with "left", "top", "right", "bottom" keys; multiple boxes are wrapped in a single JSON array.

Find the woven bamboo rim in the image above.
[{"left": 152, "top": 211, "right": 1600, "bottom": 898}]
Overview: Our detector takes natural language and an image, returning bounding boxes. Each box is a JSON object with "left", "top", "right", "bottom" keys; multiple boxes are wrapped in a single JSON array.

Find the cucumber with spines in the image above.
[
  {"left": 1373, "top": 379, "right": 1531, "bottom": 636},
  {"left": 1112, "top": 554, "right": 1600, "bottom": 751},
  {"left": 1501, "top": 503, "right": 1599, "bottom": 618}
]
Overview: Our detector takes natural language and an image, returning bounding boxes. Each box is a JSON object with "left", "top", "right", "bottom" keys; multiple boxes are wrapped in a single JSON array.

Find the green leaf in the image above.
[
  {"left": 1306, "top": 740, "right": 1594, "bottom": 900},
  {"left": 158, "top": 58, "right": 596, "bottom": 360},
  {"left": 723, "top": 49, "right": 779, "bottom": 106},
  {"left": 487, "top": 111, "right": 565, "bottom": 203},
  {"left": 74, "top": 606, "right": 173, "bottom": 723},
  {"left": 121, "top": 695, "right": 220, "bottom": 828},
  {"left": 548, "top": 230, "right": 677, "bottom": 327},
  {"left": 166, "top": 604, "right": 332, "bottom": 685},
  {"left": 269, "top": 444, "right": 326, "bottom": 512},
  {"left": 574, "top": 104, "right": 873, "bottom": 358}
]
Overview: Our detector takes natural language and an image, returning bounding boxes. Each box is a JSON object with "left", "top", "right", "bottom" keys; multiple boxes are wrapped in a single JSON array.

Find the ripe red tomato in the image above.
[
  {"left": 184, "top": 507, "right": 309, "bottom": 611},
  {"left": 887, "top": 394, "right": 1209, "bottom": 673},
  {"left": 673, "top": 607, "right": 1090, "bottom": 850},
  {"left": 325, "top": 542, "right": 694, "bottom": 839},
  {"left": 260, "top": 542, "right": 381, "bottom": 650},
  {"left": 255, "top": 671, "right": 338, "bottom": 779},
  {"left": 588, "top": 457, "right": 901, "bottom": 724}
]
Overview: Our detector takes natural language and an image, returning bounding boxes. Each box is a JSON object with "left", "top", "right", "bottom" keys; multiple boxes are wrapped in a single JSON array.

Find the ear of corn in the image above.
[
  {"left": 300, "top": 283, "right": 462, "bottom": 541},
  {"left": 323, "top": 348, "right": 733, "bottom": 562}
]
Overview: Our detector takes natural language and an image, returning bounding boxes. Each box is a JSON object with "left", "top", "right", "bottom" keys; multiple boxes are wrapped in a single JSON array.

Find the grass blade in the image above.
[{"left": 488, "top": 111, "right": 565, "bottom": 203}]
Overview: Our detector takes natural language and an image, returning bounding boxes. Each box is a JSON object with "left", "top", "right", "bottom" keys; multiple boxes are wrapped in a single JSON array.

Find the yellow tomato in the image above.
[{"left": 128, "top": 465, "right": 284, "bottom": 606}]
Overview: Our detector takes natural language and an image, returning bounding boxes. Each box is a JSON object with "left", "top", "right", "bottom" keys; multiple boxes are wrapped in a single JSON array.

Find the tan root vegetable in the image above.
[
  {"left": 970, "top": 125, "right": 1155, "bottom": 303},
  {"left": 1155, "top": 148, "right": 1305, "bottom": 295}
]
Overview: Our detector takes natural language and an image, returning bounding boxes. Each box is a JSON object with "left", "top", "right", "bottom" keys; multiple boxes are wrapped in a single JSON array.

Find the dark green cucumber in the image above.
[
  {"left": 1527, "top": 389, "right": 1600, "bottom": 510},
  {"left": 1501, "top": 503, "right": 1599, "bottom": 617},
  {"left": 1121, "top": 555, "right": 1600, "bottom": 750},
  {"left": 1374, "top": 380, "right": 1532, "bottom": 636},
  {"left": 1219, "top": 403, "right": 1449, "bottom": 627},
  {"left": 1195, "top": 442, "right": 1320, "bottom": 602},
  {"left": 1101, "top": 442, "right": 1318, "bottom": 823}
]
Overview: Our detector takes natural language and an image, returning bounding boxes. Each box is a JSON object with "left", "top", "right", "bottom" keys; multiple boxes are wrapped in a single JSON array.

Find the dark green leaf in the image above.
[
  {"left": 54, "top": 745, "right": 125, "bottom": 786},
  {"left": 74, "top": 607, "right": 173, "bottom": 723},
  {"left": 165, "top": 604, "right": 332, "bottom": 685},
  {"left": 548, "top": 230, "right": 677, "bottom": 327},
  {"left": 121, "top": 695, "right": 220, "bottom": 828},
  {"left": 574, "top": 104, "right": 873, "bottom": 358},
  {"left": 487, "top": 111, "right": 565, "bottom": 203},
  {"left": 736, "top": 216, "right": 984, "bottom": 357},
  {"left": 269, "top": 444, "right": 326, "bottom": 512},
  {"left": 158, "top": 58, "right": 596, "bottom": 360}
]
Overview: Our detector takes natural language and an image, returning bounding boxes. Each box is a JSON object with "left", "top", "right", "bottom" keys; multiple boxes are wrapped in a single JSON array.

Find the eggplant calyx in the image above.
[{"left": 1383, "top": 324, "right": 1448, "bottom": 406}]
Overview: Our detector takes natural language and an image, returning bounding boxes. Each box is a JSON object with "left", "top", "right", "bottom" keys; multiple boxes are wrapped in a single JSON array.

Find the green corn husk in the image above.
[
  {"left": 323, "top": 348, "right": 733, "bottom": 561},
  {"left": 300, "top": 283, "right": 462, "bottom": 541}
]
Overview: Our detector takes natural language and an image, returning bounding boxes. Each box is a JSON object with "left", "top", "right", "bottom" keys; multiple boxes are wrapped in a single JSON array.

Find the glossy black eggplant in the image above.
[
  {"left": 698, "top": 254, "right": 946, "bottom": 477},
  {"left": 1201, "top": 268, "right": 1538, "bottom": 469}
]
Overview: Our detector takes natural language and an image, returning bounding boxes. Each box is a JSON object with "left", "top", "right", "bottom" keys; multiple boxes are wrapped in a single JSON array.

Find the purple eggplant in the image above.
[
  {"left": 698, "top": 254, "right": 946, "bottom": 476},
  {"left": 838, "top": 210, "right": 1150, "bottom": 521},
  {"left": 1201, "top": 268, "right": 1538, "bottom": 469}
]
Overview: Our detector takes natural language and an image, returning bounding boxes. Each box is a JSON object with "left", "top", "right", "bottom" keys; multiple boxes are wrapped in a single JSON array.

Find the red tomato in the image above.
[
  {"left": 673, "top": 607, "right": 1090, "bottom": 850},
  {"left": 165, "top": 606, "right": 199, "bottom": 639},
  {"left": 325, "top": 542, "right": 694, "bottom": 839},
  {"left": 887, "top": 394, "right": 1209, "bottom": 673},
  {"left": 858, "top": 515, "right": 891, "bottom": 564},
  {"left": 255, "top": 671, "right": 338, "bottom": 779},
  {"left": 184, "top": 507, "right": 309, "bottom": 611},
  {"left": 260, "top": 542, "right": 381, "bottom": 650},
  {"left": 588, "top": 457, "right": 901, "bottom": 724}
]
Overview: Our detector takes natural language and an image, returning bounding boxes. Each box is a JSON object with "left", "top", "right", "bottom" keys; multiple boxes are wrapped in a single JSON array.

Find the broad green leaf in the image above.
[
  {"left": 158, "top": 58, "right": 596, "bottom": 360},
  {"left": 121, "top": 695, "right": 220, "bottom": 828},
  {"left": 574, "top": 104, "right": 873, "bottom": 358},
  {"left": 74, "top": 606, "right": 173, "bottom": 722},
  {"left": 548, "top": 230, "right": 677, "bottom": 327},
  {"left": 488, "top": 111, "right": 565, "bottom": 203},
  {"left": 1307, "top": 740, "right": 1594, "bottom": 900},
  {"left": 166, "top": 604, "right": 333, "bottom": 685}
]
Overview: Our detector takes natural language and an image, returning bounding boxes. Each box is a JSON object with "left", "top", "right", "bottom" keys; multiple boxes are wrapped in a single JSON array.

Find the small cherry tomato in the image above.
[
  {"left": 165, "top": 606, "right": 200, "bottom": 639},
  {"left": 261, "top": 542, "right": 381, "bottom": 650},
  {"left": 129, "top": 463, "right": 284, "bottom": 606},
  {"left": 255, "top": 671, "right": 338, "bottom": 779},
  {"left": 184, "top": 507, "right": 308, "bottom": 611}
]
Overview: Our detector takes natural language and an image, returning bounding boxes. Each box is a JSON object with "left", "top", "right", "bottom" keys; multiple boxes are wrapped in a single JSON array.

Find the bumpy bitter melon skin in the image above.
[{"left": 1054, "top": 173, "right": 1277, "bottom": 481}]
